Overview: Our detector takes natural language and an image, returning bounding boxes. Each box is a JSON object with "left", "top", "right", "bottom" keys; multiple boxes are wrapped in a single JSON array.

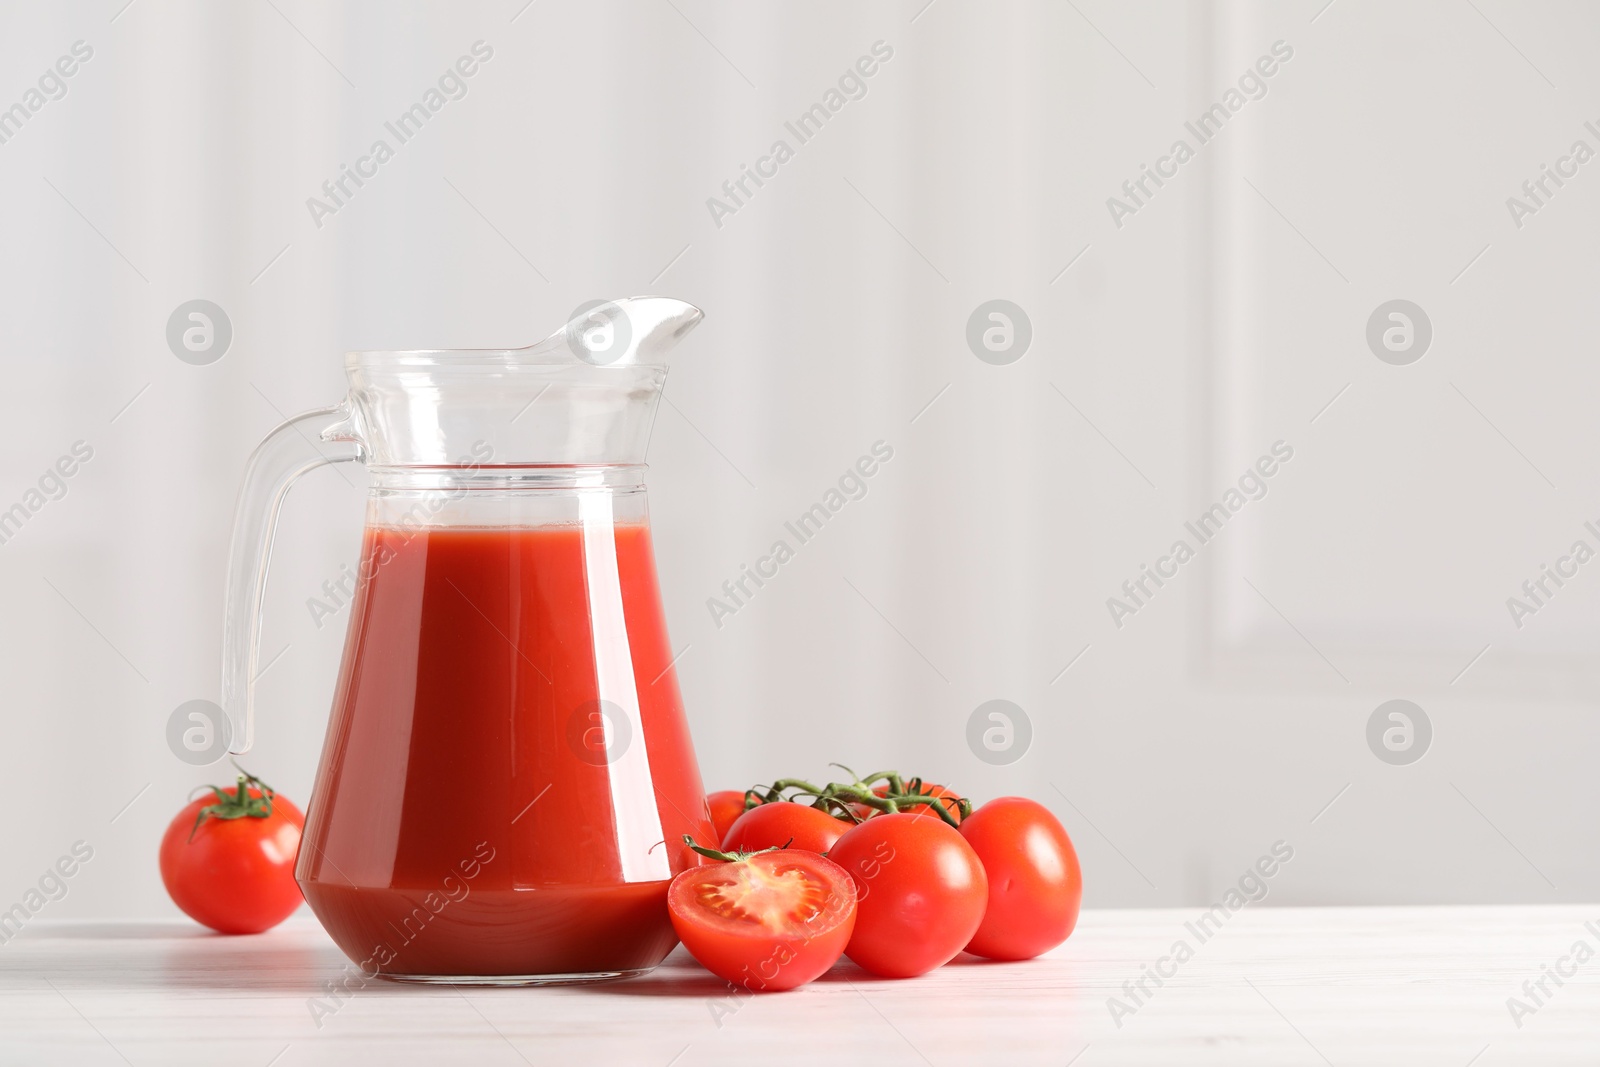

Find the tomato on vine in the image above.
[
  {"left": 720, "top": 801, "right": 848, "bottom": 854},
  {"left": 959, "top": 797, "right": 1081, "bottom": 960},
  {"left": 827, "top": 813, "right": 987, "bottom": 978},
  {"left": 706, "top": 790, "right": 752, "bottom": 842},
  {"left": 873, "top": 780, "right": 963, "bottom": 824}
]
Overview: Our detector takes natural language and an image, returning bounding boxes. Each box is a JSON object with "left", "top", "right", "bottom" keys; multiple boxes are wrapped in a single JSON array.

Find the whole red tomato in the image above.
[
  {"left": 668, "top": 848, "right": 857, "bottom": 991},
  {"left": 827, "top": 813, "right": 987, "bottom": 978},
  {"left": 159, "top": 770, "right": 304, "bottom": 935},
  {"left": 707, "top": 790, "right": 751, "bottom": 842},
  {"left": 721, "top": 801, "right": 849, "bottom": 854},
  {"left": 960, "top": 797, "right": 1082, "bottom": 960}
]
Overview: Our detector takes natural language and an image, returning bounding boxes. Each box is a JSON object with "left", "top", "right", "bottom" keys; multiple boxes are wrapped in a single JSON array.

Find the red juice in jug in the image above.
[{"left": 297, "top": 521, "right": 713, "bottom": 980}]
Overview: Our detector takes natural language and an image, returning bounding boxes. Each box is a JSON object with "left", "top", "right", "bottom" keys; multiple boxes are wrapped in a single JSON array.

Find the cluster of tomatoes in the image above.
[
  {"left": 667, "top": 770, "right": 1082, "bottom": 991},
  {"left": 158, "top": 764, "right": 1082, "bottom": 999}
]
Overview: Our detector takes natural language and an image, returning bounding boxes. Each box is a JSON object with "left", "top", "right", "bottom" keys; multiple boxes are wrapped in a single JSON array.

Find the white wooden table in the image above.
[{"left": 2, "top": 906, "right": 1594, "bottom": 1065}]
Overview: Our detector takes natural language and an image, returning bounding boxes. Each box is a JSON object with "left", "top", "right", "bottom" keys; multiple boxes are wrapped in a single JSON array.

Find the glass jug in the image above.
[{"left": 221, "top": 298, "right": 714, "bottom": 983}]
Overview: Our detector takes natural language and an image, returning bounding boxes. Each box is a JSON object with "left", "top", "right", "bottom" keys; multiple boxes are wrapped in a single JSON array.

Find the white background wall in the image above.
[{"left": 0, "top": 0, "right": 1595, "bottom": 920}]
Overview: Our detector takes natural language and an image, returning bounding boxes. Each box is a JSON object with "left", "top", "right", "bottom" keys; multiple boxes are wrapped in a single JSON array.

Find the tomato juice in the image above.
[{"left": 297, "top": 521, "right": 712, "bottom": 980}]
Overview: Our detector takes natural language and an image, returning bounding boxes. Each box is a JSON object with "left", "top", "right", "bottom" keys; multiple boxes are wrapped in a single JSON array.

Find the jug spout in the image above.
[
  {"left": 531, "top": 297, "right": 704, "bottom": 367},
  {"left": 338, "top": 297, "right": 704, "bottom": 468}
]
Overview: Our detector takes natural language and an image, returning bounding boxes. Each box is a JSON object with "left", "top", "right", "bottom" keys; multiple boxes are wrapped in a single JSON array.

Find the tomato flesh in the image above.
[
  {"left": 668, "top": 851, "right": 856, "bottom": 991},
  {"left": 960, "top": 797, "right": 1082, "bottom": 960},
  {"left": 720, "top": 801, "right": 848, "bottom": 854}
]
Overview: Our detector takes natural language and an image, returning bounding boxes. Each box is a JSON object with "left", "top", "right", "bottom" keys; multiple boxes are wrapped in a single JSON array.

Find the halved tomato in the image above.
[{"left": 668, "top": 849, "right": 857, "bottom": 991}]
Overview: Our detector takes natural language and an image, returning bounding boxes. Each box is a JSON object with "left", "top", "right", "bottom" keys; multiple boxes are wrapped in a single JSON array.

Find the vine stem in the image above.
[
  {"left": 683, "top": 835, "right": 786, "bottom": 864},
  {"left": 741, "top": 770, "right": 969, "bottom": 829}
]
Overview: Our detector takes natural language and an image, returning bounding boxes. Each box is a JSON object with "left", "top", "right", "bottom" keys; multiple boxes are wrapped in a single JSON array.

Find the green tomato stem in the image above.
[
  {"left": 683, "top": 835, "right": 788, "bottom": 864},
  {"left": 187, "top": 762, "right": 277, "bottom": 843}
]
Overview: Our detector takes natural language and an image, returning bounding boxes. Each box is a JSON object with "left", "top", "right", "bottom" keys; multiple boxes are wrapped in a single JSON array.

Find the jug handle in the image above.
[{"left": 221, "top": 403, "right": 362, "bottom": 753}]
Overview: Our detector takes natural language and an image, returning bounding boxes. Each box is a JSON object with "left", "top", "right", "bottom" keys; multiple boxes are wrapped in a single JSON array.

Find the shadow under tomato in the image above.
[
  {"left": 940, "top": 952, "right": 1018, "bottom": 967},
  {"left": 593, "top": 970, "right": 754, "bottom": 997},
  {"left": 806, "top": 951, "right": 1019, "bottom": 984},
  {"left": 597, "top": 948, "right": 872, "bottom": 998}
]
